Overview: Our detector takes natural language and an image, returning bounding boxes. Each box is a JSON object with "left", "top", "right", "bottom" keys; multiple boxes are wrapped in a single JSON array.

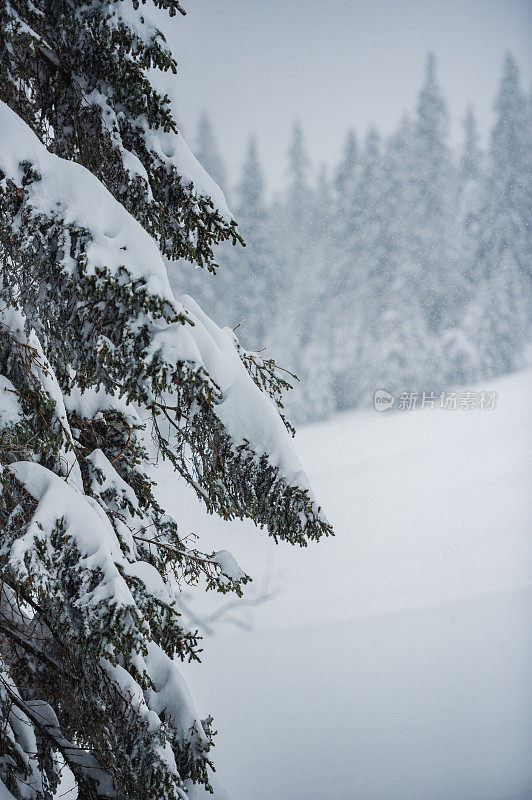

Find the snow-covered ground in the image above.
[{"left": 151, "top": 367, "right": 532, "bottom": 800}]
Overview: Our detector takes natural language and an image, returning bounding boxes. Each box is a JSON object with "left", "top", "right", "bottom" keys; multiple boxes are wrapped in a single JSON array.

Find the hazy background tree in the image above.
[{"left": 195, "top": 111, "right": 229, "bottom": 197}]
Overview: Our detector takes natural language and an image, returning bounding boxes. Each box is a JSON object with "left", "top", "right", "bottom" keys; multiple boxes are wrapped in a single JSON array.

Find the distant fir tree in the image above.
[
  {"left": 366, "top": 116, "right": 441, "bottom": 396},
  {"left": 464, "top": 53, "right": 530, "bottom": 371},
  {"left": 463, "top": 250, "right": 526, "bottom": 378},
  {"left": 458, "top": 105, "right": 483, "bottom": 241},
  {"left": 286, "top": 119, "right": 312, "bottom": 229},
  {"left": 229, "top": 134, "right": 273, "bottom": 348},
  {"left": 0, "top": 4, "right": 331, "bottom": 799},
  {"left": 460, "top": 105, "right": 482, "bottom": 183},
  {"left": 410, "top": 53, "right": 460, "bottom": 331},
  {"left": 334, "top": 128, "right": 359, "bottom": 195},
  {"left": 329, "top": 127, "right": 384, "bottom": 408},
  {"left": 357, "top": 127, "right": 384, "bottom": 305},
  {"left": 456, "top": 106, "right": 484, "bottom": 371},
  {"left": 482, "top": 54, "right": 530, "bottom": 308},
  {"left": 267, "top": 122, "right": 313, "bottom": 386},
  {"left": 286, "top": 164, "right": 335, "bottom": 422},
  {"left": 194, "top": 111, "right": 229, "bottom": 197},
  {"left": 202, "top": 134, "right": 276, "bottom": 353},
  {"left": 315, "top": 162, "right": 333, "bottom": 240},
  {"left": 372, "top": 274, "right": 437, "bottom": 398}
]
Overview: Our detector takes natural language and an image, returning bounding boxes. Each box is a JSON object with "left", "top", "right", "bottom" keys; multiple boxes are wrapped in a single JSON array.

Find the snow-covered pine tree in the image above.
[
  {"left": 430, "top": 105, "right": 483, "bottom": 386},
  {"left": 458, "top": 105, "right": 483, "bottom": 259},
  {"left": 224, "top": 134, "right": 273, "bottom": 350},
  {"left": 463, "top": 249, "right": 526, "bottom": 377},
  {"left": 285, "top": 120, "right": 312, "bottom": 231},
  {"left": 368, "top": 115, "right": 441, "bottom": 397},
  {"left": 476, "top": 54, "right": 530, "bottom": 315},
  {"left": 409, "top": 53, "right": 459, "bottom": 332},
  {"left": 0, "top": 4, "right": 332, "bottom": 799},
  {"left": 459, "top": 105, "right": 482, "bottom": 185},
  {"left": 439, "top": 105, "right": 485, "bottom": 385},
  {"left": 276, "top": 122, "right": 341, "bottom": 422},
  {"left": 329, "top": 127, "right": 383, "bottom": 409},
  {"left": 371, "top": 276, "right": 437, "bottom": 399},
  {"left": 284, "top": 164, "right": 335, "bottom": 423},
  {"left": 462, "top": 53, "right": 530, "bottom": 373},
  {"left": 334, "top": 129, "right": 358, "bottom": 196},
  {"left": 267, "top": 121, "right": 313, "bottom": 403}
]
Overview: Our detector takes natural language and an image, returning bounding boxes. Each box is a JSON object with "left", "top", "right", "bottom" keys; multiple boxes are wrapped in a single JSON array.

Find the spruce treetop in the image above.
[
  {"left": 460, "top": 105, "right": 482, "bottom": 182},
  {"left": 237, "top": 134, "right": 266, "bottom": 220},
  {"left": 415, "top": 52, "right": 449, "bottom": 167},
  {"left": 490, "top": 53, "right": 528, "bottom": 183},
  {"left": 334, "top": 128, "right": 358, "bottom": 193},
  {"left": 195, "top": 111, "right": 229, "bottom": 196}
]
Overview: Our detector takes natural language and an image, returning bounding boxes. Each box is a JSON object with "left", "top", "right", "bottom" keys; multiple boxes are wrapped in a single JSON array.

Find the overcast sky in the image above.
[{"left": 162, "top": 0, "right": 532, "bottom": 194}]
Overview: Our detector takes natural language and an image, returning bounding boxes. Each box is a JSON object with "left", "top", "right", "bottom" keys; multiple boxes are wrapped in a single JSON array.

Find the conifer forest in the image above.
[{"left": 186, "top": 53, "right": 531, "bottom": 422}]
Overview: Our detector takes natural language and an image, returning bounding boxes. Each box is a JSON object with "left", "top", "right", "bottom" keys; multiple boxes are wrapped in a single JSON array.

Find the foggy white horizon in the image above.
[{"left": 161, "top": 0, "right": 532, "bottom": 194}]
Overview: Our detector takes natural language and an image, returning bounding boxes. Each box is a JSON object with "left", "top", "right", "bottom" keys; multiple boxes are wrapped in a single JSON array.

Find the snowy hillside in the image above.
[{"left": 150, "top": 366, "right": 532, "bottom": 800}]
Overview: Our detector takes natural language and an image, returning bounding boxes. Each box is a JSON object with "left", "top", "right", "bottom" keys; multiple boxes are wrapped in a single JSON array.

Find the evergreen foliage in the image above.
[{"left": 0, "top": 3, "right": 331, "bottom": 798}]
